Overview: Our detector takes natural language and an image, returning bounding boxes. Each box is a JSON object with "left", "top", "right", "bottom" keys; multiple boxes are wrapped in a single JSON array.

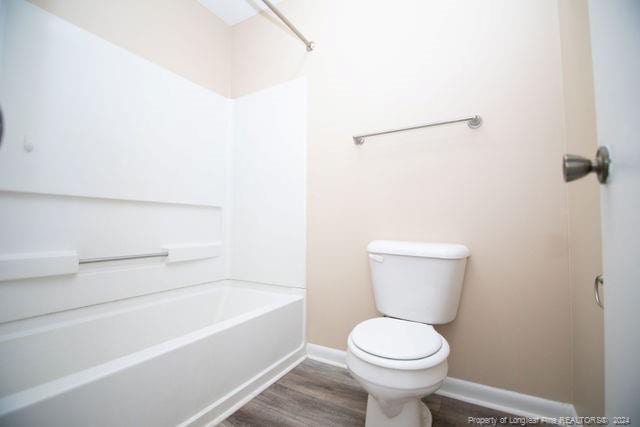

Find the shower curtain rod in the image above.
[{"left": 260, "top": 0, "right": 314, "bottom": 51}]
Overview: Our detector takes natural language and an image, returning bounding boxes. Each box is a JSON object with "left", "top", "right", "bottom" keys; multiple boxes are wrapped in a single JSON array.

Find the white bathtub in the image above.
[{"left": 0, "top": 280, "right": 305, "bottom": 426}]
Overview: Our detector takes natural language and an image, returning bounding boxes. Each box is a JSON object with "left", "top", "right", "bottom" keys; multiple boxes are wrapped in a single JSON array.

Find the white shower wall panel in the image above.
[
  {"left": 0, "top": 0, "right": 307, "bottom": 325},
  {"left": 232, "top": 79, "right": 307, "bottom": 288},
  {"left": 0, "top": 0, "right": 232, "bottom": 322},
  {"left": 0, "top": 192, "right": 224, "bottom": 323},
  {"left": 0, "top": 0, "right": 233, "bottom": 206}
]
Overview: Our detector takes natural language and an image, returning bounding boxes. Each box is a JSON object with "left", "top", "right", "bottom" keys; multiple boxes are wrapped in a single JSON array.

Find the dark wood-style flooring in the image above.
[{"left": 220, "top": 359, "right": 528, "bottom": 426}]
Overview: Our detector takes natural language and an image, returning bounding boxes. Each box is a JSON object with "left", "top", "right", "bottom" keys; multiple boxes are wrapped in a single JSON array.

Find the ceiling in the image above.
[{"left": 197, "top": 0, "right": 284, "bottom": 26}]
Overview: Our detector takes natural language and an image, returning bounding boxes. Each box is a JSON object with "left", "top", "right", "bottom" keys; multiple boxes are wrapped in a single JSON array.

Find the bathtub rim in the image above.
[
  {"left": 0, "top": 279, "right": 304, "bottom": 418},
  {"left": 0, "top": 279, "right": 302, "bottom": 341}
]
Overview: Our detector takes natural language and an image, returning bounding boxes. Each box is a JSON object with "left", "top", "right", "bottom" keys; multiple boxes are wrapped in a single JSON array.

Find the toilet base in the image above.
[{"left": 365, "top": 395, "right": 432, "bottom": 427}]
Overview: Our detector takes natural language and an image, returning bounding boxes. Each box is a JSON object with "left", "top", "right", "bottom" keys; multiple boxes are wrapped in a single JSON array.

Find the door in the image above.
[{"left": 588, "top": 0, "right": 640, "bottom": 420}]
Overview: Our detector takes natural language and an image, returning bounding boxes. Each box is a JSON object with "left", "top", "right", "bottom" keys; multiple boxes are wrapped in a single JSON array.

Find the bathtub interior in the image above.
[{"left": 0, "top": 280, "right": 303, "bottom": 401}]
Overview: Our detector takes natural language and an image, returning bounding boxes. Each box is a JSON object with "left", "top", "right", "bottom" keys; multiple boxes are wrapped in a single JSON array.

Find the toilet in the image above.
[{"left": 346, "top": 240, "right": 470, "bottom": 427}]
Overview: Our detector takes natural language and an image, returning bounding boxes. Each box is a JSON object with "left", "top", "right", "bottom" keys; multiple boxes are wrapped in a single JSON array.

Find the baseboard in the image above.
[
  {"left": 180, "top": 345, "right": 306, "bottom": 427},
  {"left": 307, "top": 343, "right": 348, "bottom": 369},
  {"left": 437, "top": 377, "right": 576, "bottom": 421},
  {"left": 306, "top": 343, "right": 577, "bottom": 422}
]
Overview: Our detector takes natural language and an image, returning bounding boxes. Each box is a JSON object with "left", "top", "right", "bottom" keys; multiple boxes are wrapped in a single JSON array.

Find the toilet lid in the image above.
[{"left": 351, "top": 318, "right": 443, "bottom": 360}]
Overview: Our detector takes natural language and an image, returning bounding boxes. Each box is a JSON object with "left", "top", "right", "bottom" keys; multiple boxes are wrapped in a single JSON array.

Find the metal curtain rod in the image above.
[
  {"left": 79, "top": 251, "right": 168, "bottom": 265},
  {"left": 260, "top": 0, "right": 314, "bottom": 51},
  {"left": 353, "top": 115, "right": 483, "bottom": 145}
]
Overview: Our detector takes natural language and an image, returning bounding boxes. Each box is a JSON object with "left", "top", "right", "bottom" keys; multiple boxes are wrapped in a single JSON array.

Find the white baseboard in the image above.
[
  {"left": 306, "top": 343, "right": 577, "bottom": 422},
  {"left": 181, "top": 345, "right": 306, "bottom": 427},
  {"left": 437, "top": 377, "right": 577, "bottom": 421},
  {"left": 307, "top": 343, "right": 348, "bottom": 369}
]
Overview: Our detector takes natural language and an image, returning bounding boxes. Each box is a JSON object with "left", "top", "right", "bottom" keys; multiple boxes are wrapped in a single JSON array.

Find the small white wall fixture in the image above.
[
  {"left": 163, "top": 243, "right": 223, "bottom": 264},
  {"left": 0, "top": 252, "right": 79, "bottom": 282}
]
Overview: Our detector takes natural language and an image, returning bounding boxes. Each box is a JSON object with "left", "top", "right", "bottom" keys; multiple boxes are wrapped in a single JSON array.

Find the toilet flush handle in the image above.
[{"left": 368, "top": 254, "right": 384, "bottom": 263}]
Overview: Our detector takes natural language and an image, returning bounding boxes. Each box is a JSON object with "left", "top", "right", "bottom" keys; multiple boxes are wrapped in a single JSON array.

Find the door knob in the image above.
[{"left": 563, "top": 146, "right": 610, "bottom": 184}]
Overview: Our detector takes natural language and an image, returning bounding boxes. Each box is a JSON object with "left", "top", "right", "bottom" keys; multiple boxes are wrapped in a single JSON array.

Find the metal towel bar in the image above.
[
  {"left": 353, "top": 115, "right": 482, "bottom": 145},
  {"left": 79, "top": 251, "right": 168, "bottom": 265}
]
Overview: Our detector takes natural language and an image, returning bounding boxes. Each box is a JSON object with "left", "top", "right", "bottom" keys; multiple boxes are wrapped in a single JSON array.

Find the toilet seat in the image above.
[
  {"left": 346, "top": 317, "right": 451, "bottom": 427},
  {"left": 351, "top": 317, "right": 442, "bottom": 360},
  {"left": 347, "top": 318, "right": 450, "bottom": 371}
]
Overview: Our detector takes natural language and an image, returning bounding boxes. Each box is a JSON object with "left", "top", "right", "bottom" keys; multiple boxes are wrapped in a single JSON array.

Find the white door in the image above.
[{"left": 588, "top": 0, "right": 640, "bottom": 420}]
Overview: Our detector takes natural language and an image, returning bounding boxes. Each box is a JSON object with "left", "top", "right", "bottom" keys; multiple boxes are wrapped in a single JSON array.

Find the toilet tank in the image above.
[{"left": 367, "top": 241, "right": 470, "bottom": 324}]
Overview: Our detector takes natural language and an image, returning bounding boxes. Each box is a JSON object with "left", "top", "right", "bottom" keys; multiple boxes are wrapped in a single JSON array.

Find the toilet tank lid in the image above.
[{"left": 367, "top": 240, "right": 470, "bottom": 259}]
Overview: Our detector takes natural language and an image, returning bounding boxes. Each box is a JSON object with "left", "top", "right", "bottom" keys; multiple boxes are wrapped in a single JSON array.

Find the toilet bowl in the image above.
[
  {"left": 346, "top": 317, "right": 450, "bottom": 427},
  {"left": 347, "top": 241, "right": 469, "bottom": 427}
]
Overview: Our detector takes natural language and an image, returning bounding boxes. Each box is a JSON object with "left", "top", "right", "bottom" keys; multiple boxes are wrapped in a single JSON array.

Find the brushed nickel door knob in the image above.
[{"left": 563, "top": 146, "right": 610, "bottom": 184}]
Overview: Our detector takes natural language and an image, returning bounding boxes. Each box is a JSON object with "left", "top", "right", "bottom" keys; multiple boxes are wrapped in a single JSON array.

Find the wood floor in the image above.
[{"left": 220, "top": 359, "right": 524, "bottom": 426}]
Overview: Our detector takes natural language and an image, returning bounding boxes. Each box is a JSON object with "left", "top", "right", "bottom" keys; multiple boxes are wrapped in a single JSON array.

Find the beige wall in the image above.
[
  {"left": 27, "top": 0, "right": 232, "bottom": 96},
  {"left": 25, "top": 0, "right": 604, "bottom": 408},
  {"left": 558, "top": 0, "right": 604, "bottom": 416},
  {"left": 233, "top": 0, "right": 575, "bottom": 402}
]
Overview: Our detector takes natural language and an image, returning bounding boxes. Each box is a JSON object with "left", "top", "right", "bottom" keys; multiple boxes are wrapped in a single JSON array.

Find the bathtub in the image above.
[{"left": 0, "top": 280, "right": 305, "bottom": 426}]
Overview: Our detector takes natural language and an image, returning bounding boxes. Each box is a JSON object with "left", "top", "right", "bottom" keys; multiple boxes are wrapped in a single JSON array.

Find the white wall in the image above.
[
  {"left": 0, "top": 0, "right": 232, "bottom": 322},
  {"left": 232, "top": 78, "right": 307, "bottom": 288}
]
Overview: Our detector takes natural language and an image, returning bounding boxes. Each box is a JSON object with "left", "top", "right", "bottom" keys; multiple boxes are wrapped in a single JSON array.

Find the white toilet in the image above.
[{"left": 346, "top": 240, "right": 470, "bottom": 427}]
